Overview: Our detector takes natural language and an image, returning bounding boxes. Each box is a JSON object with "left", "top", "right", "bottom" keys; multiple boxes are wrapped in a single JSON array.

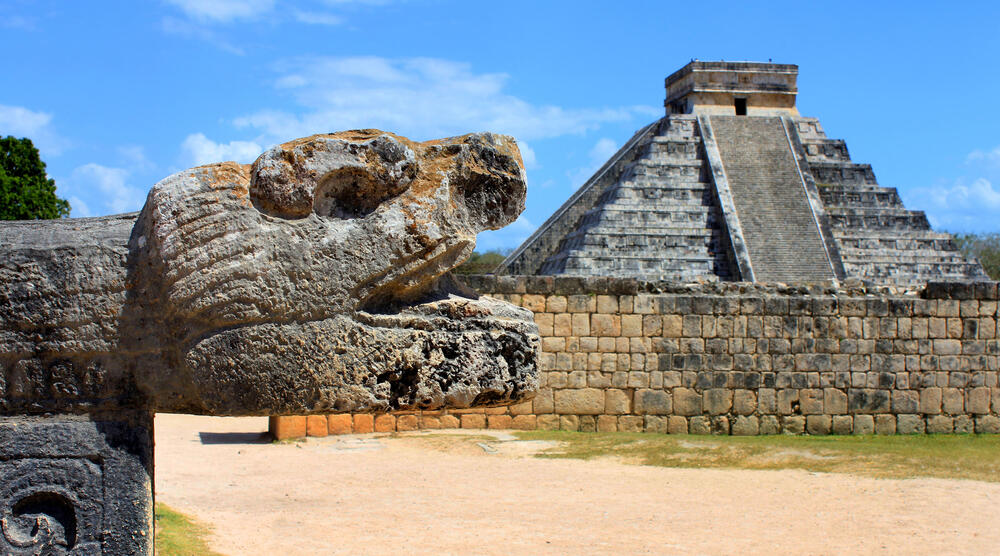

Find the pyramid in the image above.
[{"left": 498, "top": 61, "right": 988, "bottom": 285}]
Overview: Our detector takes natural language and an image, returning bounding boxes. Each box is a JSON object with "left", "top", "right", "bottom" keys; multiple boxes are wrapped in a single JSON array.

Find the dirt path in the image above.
[{"left": 154, "top": 414, "right": 1000, "bottom": 555}]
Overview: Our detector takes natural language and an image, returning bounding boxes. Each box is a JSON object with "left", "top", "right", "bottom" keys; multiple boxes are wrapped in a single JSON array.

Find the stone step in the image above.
[
  {"left": 819, "top": 185, "right": 904, "bottom": 209},
  {"left": 800, "top": 138, "right": 851, "bottom": 162},
  {"left": 826, "top": 208, "right": 931, "bottom": 230},
  {"left": 710, "top": 115, "right": 835, "bottom": 283},
  {"left": 807, "top": 161, "right": 878, "bottom": 186}
]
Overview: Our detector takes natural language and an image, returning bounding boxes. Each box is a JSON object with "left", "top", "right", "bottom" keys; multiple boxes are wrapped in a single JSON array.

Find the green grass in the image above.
[
  {"left": 154, "top": 503, "right": 225, "bottom": 556},
  {"left": 515, "top": 431, "right": 1000, "bottom": 482}
]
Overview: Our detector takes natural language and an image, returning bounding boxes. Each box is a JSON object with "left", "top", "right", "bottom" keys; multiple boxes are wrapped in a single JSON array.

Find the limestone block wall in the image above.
[{"left": 272, "top": 277, "right": 1000, "bottom": 438}]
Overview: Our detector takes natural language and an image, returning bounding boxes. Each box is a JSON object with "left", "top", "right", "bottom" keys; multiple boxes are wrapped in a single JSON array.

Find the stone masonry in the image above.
[{"left": 281, "top": 276, "right": 1000, "bottom": 438}]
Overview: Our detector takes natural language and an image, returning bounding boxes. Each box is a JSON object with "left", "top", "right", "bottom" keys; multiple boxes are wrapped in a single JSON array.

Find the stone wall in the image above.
[{"left": 272, "top": 276, "right": 1000, "bottom": 438}]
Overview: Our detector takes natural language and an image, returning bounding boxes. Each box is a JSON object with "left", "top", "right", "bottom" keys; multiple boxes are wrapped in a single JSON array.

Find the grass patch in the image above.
[
  {"left": 515, "top": 431, "right": 1000, "bottom": 482},
  {"left": 155, "top": 503, "right": 224, "bottom": 556}
]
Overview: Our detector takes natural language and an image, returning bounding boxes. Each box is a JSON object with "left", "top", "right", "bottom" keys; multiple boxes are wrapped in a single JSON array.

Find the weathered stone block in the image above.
[
  {"left": 782, "top": 415, "right": 806, "bottom": 435},
  {"left": 733, "top": 390, "right": 757, "bottom": 415},
  {"left": 397, "top": 414, "right": 419, "bottom": 431},
  {"left": 353, "top": 414, "right": 375, "bottom": 433},
  {"left": 891, "top": 390, "right": 919, "bottom": 414},
  {"left": 554, "top": 389, "right": 605, "bottom": 415},
  {"left": 800, "top": 389, "right": 824, "bottom": 415},
  {"left": 732, "top": 415, "right": 759, "bottom": 436},
  {"left": 875, "top": 414, "right": 897, "bottom": 434},
  {"left": 328, "top": 414, "right": 354, "bottom": 435},
  {"left": 823, "top": 388, "right": 848, "bottom": 415},
  {"left": 605, "top": 389, "right": 631, "bottom": 414},
  {"left": 673, "top": 388, "right": 702, "bottom": 416},
  {"left": 689, "top": 416, "right": 711, "bottom": 435},
  {"left": 896, "top": 414, "right": 925, "bottom": 434},
  {"left": 579, "top": 416, "right": 596, "bottom": 432},
  {"left": 270, "top": 416, "right": 307, "bottom": 440},
  {"left": 967, "top": 387, "right": 991, "bottom": 414},
  {"left": 668, "top": 416, "right": 689, "bottom": 435},
  {"left": 975, "top": 415, "right": 1000, "bottom": 434},
  {"left": 596, "top": 415, "right": 618, "bottom": 432},
  {"left": 806, "top": 415, "right": 832, "bottom": 435},
  {"left": 633, "top": 389, "right": 671, "bottom": 415},
  {"left": 832, "top": 415, "right": 853, "bottom": 435},
  {"left": 536, "top": 414, "right": 560, "bottom": 431},
  {"left": 926, "top": 415, "right": 954, "bottom": 433},
  {"left": 704, "top": 389, "right": 733, "bottom": 415},
  {"left": 460, "top": 414, "right": 485, "bottom": 429},
  {"left": 942, "top": 388, "right": 965, "bottom": 414},
  {"left": 853, "top": 415, "right": 875, "bottom": 435}
]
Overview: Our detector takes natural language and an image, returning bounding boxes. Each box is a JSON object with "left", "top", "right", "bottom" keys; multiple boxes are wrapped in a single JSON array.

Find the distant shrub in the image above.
[
  {"left": 952, "top": 232, "right": 1000, "bottom": 280},
  {"left": 454, "top": 248, "right": 512, "bottom": 275}
]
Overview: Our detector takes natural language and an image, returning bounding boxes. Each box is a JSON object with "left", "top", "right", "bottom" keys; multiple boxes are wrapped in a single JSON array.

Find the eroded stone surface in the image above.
[{"left": 0, "top": 130, "right": 539, "bottom": 416}]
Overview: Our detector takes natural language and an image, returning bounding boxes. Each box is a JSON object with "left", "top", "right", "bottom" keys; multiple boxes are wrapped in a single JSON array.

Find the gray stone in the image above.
[
  {"left": 634, "top": 389, "right": 672, "bottom": 415},
  {"left": 897, "top": 414, "right": 925, "bottom": 434},
  {"left": 1, "top": 130, "right": 537, "bottom": 416},
  {"left": 0, "top": 130, "right": 538, "bottom": 553},
  {"left": 732, "top": 415, "right": 759, "bottom": 436},
  {"left": 673, "top": 387, "right": 702, "bottom": 416},
  {"left": 689, "top": 416, "right": 711, "bottom": 435},
  {"left": 853, "top": 415, "right": 875, "bottom": 435},
  {"left": 554, "top": 389, "right": 605, "bottom": 415},
  {"left": 831, "top": 415, "right": 853, "bottom": 434}
]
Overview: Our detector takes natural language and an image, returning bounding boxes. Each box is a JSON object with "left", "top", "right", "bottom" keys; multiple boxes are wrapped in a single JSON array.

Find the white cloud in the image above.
[
  {"left": 476, "top": 215, "right": 535, "bottom": 251},
  {"left": 904, "top": 178, "right": 1000, "bottom": 232},
  {"left": 181, "top": 133, "right": 263, "bottom": 166},
  {"left": 967, "top": 146, "right": 1000, "bottom": 165},
  {"left": 293, "top": 10, "right": 343, "bottom": 25},
  {"left": 160, "top": 16, "right": 245, "bottom": 54},
  {"left": 516, "top": 140, "right": 537, "bottom": 170},
  {"left": 164, "top": 0, "right": 275, "bottom": 22},
  {"left": 66, "top": 164, "right": 147, "bottom": 216},
  {"left": 233, "top": 56, "right": 655, "bottom": 144},
  {"left": 567, "top": 137, "right": 619, "bottom": 186},
  {"left": 0, "top": 104, "right": 67, "bottom": 155}
]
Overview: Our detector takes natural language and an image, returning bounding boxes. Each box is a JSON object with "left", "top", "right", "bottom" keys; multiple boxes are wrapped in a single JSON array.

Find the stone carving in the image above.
[{"left": 0, "top": 130, "right": 539, "bottom": 553}]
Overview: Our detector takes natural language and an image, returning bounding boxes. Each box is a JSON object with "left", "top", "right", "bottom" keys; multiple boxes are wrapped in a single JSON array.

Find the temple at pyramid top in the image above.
[
  {"left": 498, "top": 61, "right": 988, "bottom": 285},
  {"left": 664, "top": 60, "right": 799, "bottom": 116}
]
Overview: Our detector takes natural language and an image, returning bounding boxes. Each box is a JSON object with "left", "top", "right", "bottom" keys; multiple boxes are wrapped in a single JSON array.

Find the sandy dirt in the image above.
[{"left": 154, "top": 414, "right": 1000, "bottom": 555}]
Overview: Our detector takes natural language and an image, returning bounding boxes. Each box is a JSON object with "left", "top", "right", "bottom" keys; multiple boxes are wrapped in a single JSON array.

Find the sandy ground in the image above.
[{"left": 154, "top": 414, "right": 1000, "bottom": 555}]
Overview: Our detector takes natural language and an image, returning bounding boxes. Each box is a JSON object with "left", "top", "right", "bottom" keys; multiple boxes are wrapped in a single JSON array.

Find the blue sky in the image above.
[{"left": 2, "top": 0, "right": 999, "bottom": 249}]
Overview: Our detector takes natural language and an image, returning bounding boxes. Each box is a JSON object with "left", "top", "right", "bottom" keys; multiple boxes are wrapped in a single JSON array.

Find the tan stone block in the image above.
[
  {"left": 579, "top": 415, "right": 597, "bottom": 432},
  {"left": 530, "top": 388, "right": 554, "bottom": 414},
  {"left": 553, "top": 313, "right": 572, "bottom": 337},
  {"left": 704, "top": 389, "right": 732, "bottom": 415},
  {"left": 269, "top": 416, "right": 306, "bottom": 440},
  {"left": 567, "top": 370, "right": 587, "bottom": 388},
  {"left": 396, "top": 414, "right": 419, "bottom": 432},
  {"left": 439, "top": 415, "right": 460, "bottom": 429},
  {"left": 597, "top": 295, "right": 618, "bottom": 313},
  {"left": 643, "top": 315, "right": 662, "bottom": 336},
  {"left": 689, "top": 416, "right": 711, "bottom": 435},
  {"left": 420, "top": 415, "right": 442, "bottom": 429},
  {"left": 919, "top": 388, "right": 942, "bottom": 414},
  {"left": 541, "top": 336, "right": 565, "bottom": 353},
  {"left": 942, "top": 388, "right": 964, "bottom": 414},
  {"left": 327, "top": 414, "right": 354, "bottom": 435},
  {"left": 732, "top": 390, "right": 756, "bottom": 416},
  {"left": 634, "top": 294, "right": 656, "bottom": 314},
  {"left": 674, "top": 387, "right": 702, "bottom": 416},
  {"left": 824, "top": 388, "right": 848, "bottom": 415},
  {"left": 667, "top": 416, "right": 688, "bottom": 434},
  {"left": 554, "top": 388, "right": 605, "bottom": 415},
  {"left": 559, "top": 415, "right": 580, "bottom": 431},
  {"left": 975, "top": 415, "right": 1000, "bottom": 434},
  {"left": 522, "top": 294, "right": 547, "bottom": 312},
  {"left": 621, "top": 314, "right": 642, "bottom": 337},
  {"left": 533, "top": 312, "right": 554, "bottom": 336},
  {"left": 537, "top": 414, "right": 560, "bottom": 431},
  {"left": 926, "top": 415, "right": 954, "bottom": 433},
  {"left": 567, "top": 294, "right": 595, "bottom": 313},
  {"left": 954, "top": 415, "right": 975, "bottom": 434},
  {"left": 760, "top": 415, "right": 781, "bottom": 435},
  {"left": 967, "top": 387, "right": 991, "bottom": 414},
  {"left": 782, "top": 415, "right": 806, "bottom": 435},
  {"left": 853, "top": 415, "right": 875, "bottom": 435},
  {"left": 484, "top": 406, "right": 508, "bottom": 415},
  {"left": 306, "top": 415, "right": 328, "bottom": 437},
  {"left": 592, "top": 314, "right": 621, "bottom": 337},
  {"left": 635, "top": 389, "right": 672, "bottom": 415},
  {"left": 875, "top": 414, "right": 896, "bottom": 434},
  {"left": 374, "top": 414, "right": 396, "bottom": 432},
  {"left": 605, "top": 389, "right": 631, "bottom": 414},
  {"left": 897, "top": 414, "right": 924, "bottom": 434},
  {"left": 596, "top": 415, "right": 618, "bottom": 432},
  {"left": 509, "top": 415, "right": 535, "bottom": 430},
  {"left": 572, "top": 313, "right": 590, "bottom": 336},
  {"left": 662, "top": 315, "right": 682, "bottom": 337},
  {"left": 732, "top": 415, "right": 759, "bottom": 436},
  {"left": 546, "top": 295, "right": 567, "bottom": 313},
  {"left": 618, "top": 416, "right": 643, "bottom": 432},
  {"left": 460, "top": 414, "right": 486, "bottom": 429},
  {"left": 832, "top": 415, "right": 853, "bottom": 434},
  {"left": 806, "top": 415, "right": 832, "bottom": 435},
  {"left": 509, "top": 400, "right": 534, "bottom": 416},
  {"left": 487, "top": 415, "right": 513, "bottom": 429},
  {"left": 353, "top": 414, "right": 374, "bottom": 434}
]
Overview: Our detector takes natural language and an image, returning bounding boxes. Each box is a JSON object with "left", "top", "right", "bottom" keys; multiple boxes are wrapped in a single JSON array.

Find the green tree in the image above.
[
  {"left": 952, "top": 232, "right": 1000, "bottom": 280},
  {"left": 454, "top": 248, "right": 513, "bottom": 275},
  {"left": 0, "top": 136, "right": 70, "bottom": 220}
]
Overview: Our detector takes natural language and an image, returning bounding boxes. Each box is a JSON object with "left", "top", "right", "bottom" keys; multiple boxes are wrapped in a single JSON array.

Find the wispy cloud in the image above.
[
  {"left": 160, "top": 16, "right": 245, "bottom": 54},
  {"left": 163, "top": 0, "right": 275, "bottom": 23},
  {"left": 181, "top": 133, "right": 263, "bottom": 166},
  {"left": 904, "top": 177, "right": 1000, "bottom": 233},
  {"left": 0, "top": 104, "right": 68, "bottom": 155},
  {"left": 567, "top": 137, "right": 619, "bottom": 186},
  {"left": 64, "top": 164, "right": 147, "bottom": 217},
  {"left": 967, "top": 145, "right": 1000, "bottom": 165},
  {"left": 292, "top": 10, "right": 343, "bottom": 25},
  {"left": 233, "top": 56, "right": 656, "bottom": 144}
]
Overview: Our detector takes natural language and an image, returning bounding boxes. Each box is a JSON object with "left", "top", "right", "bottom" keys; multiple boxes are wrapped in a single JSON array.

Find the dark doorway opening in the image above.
[{"left": 734, "top": 98, "right": 747, "bottom": 116}]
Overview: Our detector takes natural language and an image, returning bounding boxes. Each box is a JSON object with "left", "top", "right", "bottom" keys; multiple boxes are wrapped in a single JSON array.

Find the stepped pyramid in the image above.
[{"left": 498, "top": 61, "right": 988, "bottom": 285}]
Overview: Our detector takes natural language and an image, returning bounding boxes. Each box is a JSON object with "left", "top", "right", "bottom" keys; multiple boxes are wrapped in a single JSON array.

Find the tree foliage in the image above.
[
  {"left": 953, "top": 232, "right": 1000, "bottom": 280},
  {"left": 0, "top": 136, "right": 70, "bottom": 220},
  {"left": 454, "top": 248, "right": 512, "bottom": 275}
]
